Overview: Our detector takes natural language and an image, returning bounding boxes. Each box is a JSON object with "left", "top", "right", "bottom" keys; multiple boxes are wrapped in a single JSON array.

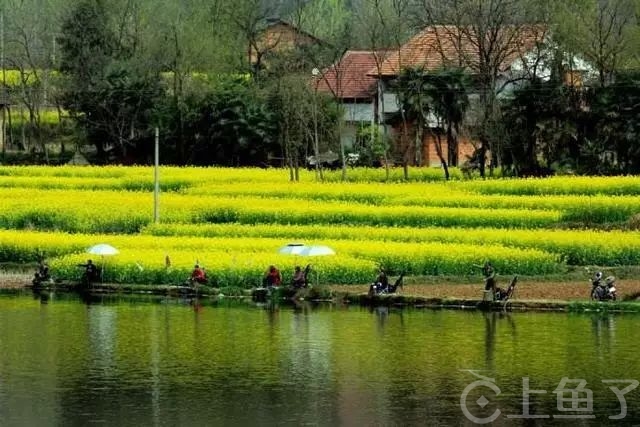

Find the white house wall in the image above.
[
  {"left": 342, "top": 102, "right": 375, "bottom": 123},
  {"left": 382, "top": 92, "right": 400, "bottom": 114}
]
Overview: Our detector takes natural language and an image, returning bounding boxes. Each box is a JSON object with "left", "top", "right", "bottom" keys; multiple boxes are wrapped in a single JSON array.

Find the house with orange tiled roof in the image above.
[
  {"left": 314, "top": 50, "right": 389, "bottom": 148},
  {"left": 371, "top": 25, "right": 594, "bottom": 166},
  {"left": 374, "top": 25, "right": 545, "bottom": 76},
  {"left": 313, "top": 25, "right": 593, "bottom": 167},
  {"left": 249, "top": 18, "right": 324, "bottom": 70}
]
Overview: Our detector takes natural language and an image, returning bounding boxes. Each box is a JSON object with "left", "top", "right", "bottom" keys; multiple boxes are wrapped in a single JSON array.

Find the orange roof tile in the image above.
[
  {"left": 315, "top": 50, "right": 389, "bottom": 99},
  {"left": 373, "top": 25, "right": 545, "bottom": 77}
]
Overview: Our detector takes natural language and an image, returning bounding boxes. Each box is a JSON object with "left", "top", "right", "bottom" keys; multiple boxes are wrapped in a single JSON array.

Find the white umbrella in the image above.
[
  {"left": 278, "top": 243, "right": 306, "bottom": 255},
  {"left": 87, "top": 244, "right": 119, "bottom": 256},
  {"left": 298, "top": 245, "right": 335, "bottom": 257},
  {"left": 86, "top": 244, "right": 119, "bottom": 282}
]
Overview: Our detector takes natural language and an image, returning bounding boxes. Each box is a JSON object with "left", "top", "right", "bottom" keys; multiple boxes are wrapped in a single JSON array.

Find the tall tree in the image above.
[
  {"left": 554, "top": 0, "right": 640, "bottom": 87},
  {"left": 3, "top": 0, "right": 69, "bottom": 157},
  {"left": 423, "top": 68, "right": 469, "bottom": 170},
  {"left": 587, "top": 71, "right": 640, "bottom": 173},
  {"left": 188, "top": 79, "right": 277, "bottom": 166},
  {"left": 355, "top": 0, "right": 413, "bottom": 179},
  {"left": 267, "top": 72, "right": 314, "bottom": 181},
  {"left": 58, "top": 0, "right": 161, "bottom": 162},
  {"left": 392, "top": 67, "right": 431, "bottom": 170},
  {"left": 218, "top": 0, "right": 281, "bottom": 80},
  {"left": 413, "top": 0, "right": 550, "bottom": 177},
  {"left": 393, "top": 67, "right": 470, "bottom": 180},
  {"left": 291, "top": 0, "right": 355, "bottom": 181},
  {"left": 146, "top": 0, "right": 236, "bottom": 163}
]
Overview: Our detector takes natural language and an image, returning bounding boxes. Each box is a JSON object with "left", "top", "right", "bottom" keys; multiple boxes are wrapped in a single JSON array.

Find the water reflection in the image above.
[
  {"left": 33, "top": 289, "right": 51, "bottom": 304},
  {"left": 484, "top": 312, "right": 517, "bottom": 370},
  {"left": 370, "top": 305, "right": 405, "bottom": 334},
  {"left": 87, "top": 305, "right": 117, "bottom": 379},
  {"left": 0, "top": 295, "right": 638, "bottom": 425},
  {"left": 592, "top": 315, "right": 616, "bottom": 342}
]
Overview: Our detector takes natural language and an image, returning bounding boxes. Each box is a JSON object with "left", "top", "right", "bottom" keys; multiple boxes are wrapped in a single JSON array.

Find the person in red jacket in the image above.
[
  {"left": 264, "top": 265, "right": 282, "bottom": 288},
  {"left": 190, "top": 264, "right": 207, "bottom": 284}
]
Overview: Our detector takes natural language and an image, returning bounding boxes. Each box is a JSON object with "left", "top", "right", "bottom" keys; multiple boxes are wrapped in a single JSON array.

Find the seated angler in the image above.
[
  {"left": 79, "top": 259, "right": 98, "bottom": 283},
  {"left": 369, "top": 267, "right": 389, "bottom": 295},
  {"left": 387, "top": 272, "right": 404, "bottom": 294},
  {"left": 264, "top": 265, "right": 282, "bottom": 288},
  {"left": 35, "top": 260, "right": 50, "bottom": 280},
  {"left": 292, "top": 266, "right": 306, "bottom": 289},
  {"left": 190, "top": 264, "right": 207, "bottom": 284},
  {"left": 474, "top": 261, "right": 496, "bottom": 292},
  {"left": 33, "top": 260, "right": 51, "bottom": 285}
]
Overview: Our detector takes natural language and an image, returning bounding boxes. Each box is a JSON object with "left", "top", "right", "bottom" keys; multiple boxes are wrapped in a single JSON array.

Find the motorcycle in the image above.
[{"left": 590, "top": 272, "right": 617, "bottom": 301}]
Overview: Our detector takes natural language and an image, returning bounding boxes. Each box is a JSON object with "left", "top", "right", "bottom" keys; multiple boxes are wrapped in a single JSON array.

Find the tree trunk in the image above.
[
  {"left": 0, "top": 107, "right": 5, "bottom": 158},
  {"left": 20, "top": 106, "right": 27, "bottom": 151},
  {"left": 337, "top": 119, "right": 347, "bottom": 181},
  {"left": 6, "top": 105, "right": 13, "bottom": 148},
  {"left": 415, "top": 125, "right": 422, "bottom": 167},
  {"left": 174, "top": 80, "right": 184, "bottom": 163},
  {"left": 447, "top": 123, "right": 458, "bottom": 167},
  {"left": 312, "top": 97, "right": 323, "bottom": 182},
  {"left": 284, "top": 134, "right": 294, "bottom": 181},
  {"left": 378, "top": 81, "right": 390, "bottom": 181},
  {"left": 478, "top": 138, "right": 487, "bottom": 178},
  {"left": 171, "top": 26, "right": 186, "bottom": 164},
  {"left": 434, "top": 131, "right": 450, "bottom": 180},
  {"left": 384, "top": 151, "right": 390, "bottom": 181},
  {"left": 57, "top": 106, "right": 65, "bottom": 153},
  {"left": 400, "top": 111, "right": 410, "bottom": 181}
]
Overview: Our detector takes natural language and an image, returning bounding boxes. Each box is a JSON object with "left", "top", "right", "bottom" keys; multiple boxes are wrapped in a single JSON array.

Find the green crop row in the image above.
[
  {"left": 0, "top": 189, "right": 563, "bottom": 233},
  {"left": 1, "top": 166, "right": 637, "bottom": 192},
  {"left": 143, "top": 223, "right": 640, "bottom": 266},
  {"left": 49, "top": 250, "right": 377, "bottom": 287},
  {"left": 190, "top": 199, "right": 561, "bottom": 229},
  {"left": 187, "top": 183, "right": 640, "bottom": 223},
  {"left": 461, "top": 176, "right": 640, "bottom": 196},
  {"left": 0, "top": 175, "right": 193, "bottom": 192},
  {"left": 0, "top": 229, "right": 563, "bottom": 281}
]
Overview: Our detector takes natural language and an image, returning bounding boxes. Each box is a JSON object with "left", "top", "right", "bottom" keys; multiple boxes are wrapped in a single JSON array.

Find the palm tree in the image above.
[
  {"left": 392, "top": 67, "right": 431, "bottom": 177},
  {"left": 423, "top": 68, "right": 470, "bottom": 169},
  {"left": 393, "top": 67, "right": 469, "bottom": 180}
]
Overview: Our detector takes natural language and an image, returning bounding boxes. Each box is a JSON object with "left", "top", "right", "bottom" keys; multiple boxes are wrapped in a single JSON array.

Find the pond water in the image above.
[{"left": 0, "top": 291, "right": 639, "bottom": 426}]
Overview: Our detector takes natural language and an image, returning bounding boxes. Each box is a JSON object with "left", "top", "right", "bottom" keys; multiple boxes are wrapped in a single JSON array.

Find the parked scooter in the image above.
[{"left": 590, "top": 271, "right": 617, "bottom": 301}]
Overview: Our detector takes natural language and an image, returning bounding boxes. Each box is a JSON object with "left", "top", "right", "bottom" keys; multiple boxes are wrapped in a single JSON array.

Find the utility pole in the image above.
[
  {"left": 153, "top": 127, "right": 160, "bottom": 223},
  {"left": 311, "top": 68, "right": 321, "bottom": 181}
]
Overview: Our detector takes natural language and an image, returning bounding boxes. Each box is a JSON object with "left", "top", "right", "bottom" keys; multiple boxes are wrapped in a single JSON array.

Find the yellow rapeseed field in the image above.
[{"left": 0, "top": 165, "right": 638, "bottom": 285}]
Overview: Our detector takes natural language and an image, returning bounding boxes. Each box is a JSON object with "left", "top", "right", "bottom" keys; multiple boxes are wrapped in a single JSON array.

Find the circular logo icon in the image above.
[{"left": 460, "top": 380, "right": 502, "bottom": 424}]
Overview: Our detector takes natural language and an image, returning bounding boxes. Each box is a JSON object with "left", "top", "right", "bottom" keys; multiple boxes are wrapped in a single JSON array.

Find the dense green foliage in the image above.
[{"left": 1, "top": 0, "right": 638, "bottom": 176}]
